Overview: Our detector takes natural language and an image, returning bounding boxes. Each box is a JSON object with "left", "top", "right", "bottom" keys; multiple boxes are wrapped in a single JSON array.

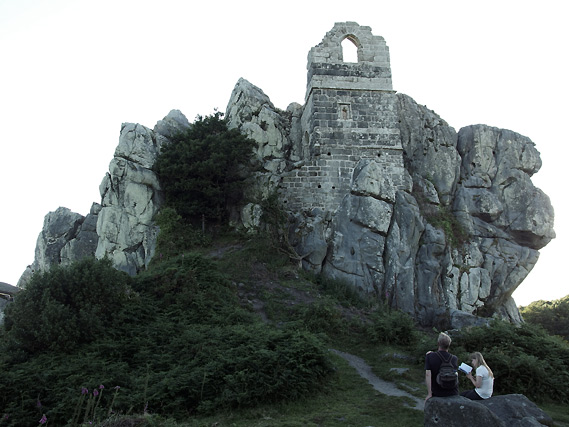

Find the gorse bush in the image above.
[{"left": 153, "top": 207, "right": 211, "bottom": 259}]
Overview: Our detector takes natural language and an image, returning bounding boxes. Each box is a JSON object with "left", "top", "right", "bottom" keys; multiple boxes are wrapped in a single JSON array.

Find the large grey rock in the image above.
[
  {"left": 227, "top": 78, "right": 292, "bottom": 168},
  {"left": 224, "top": 25, "right": 555, "bottom": 328},
  {"left": 20, "top": 110, "right": 189, "bottom": 282},
  {"left": 456, "top": 125, "right": 555, "bottom": 250},
  {"left": 96, "top": 123, "right": 164, "bottom": 275},
  {"left": 96, "top": 110, "right": 190, "bottom": 275},
  {"left": 424, "top": 395, "right": 553, "bottom": 427},
  {"left": 398, "top": 94, "right": 460, "bottom": 206},
  {"left": 18, "top": 205, "right": 100, "bottom": 288}
]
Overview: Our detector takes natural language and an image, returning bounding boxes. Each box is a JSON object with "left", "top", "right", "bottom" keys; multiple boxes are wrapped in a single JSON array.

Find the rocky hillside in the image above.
[{"left": 14, "top": 23, "right": 555, "bottom": 330}]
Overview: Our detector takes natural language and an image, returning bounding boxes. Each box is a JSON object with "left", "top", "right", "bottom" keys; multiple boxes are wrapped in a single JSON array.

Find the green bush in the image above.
[
  {"left": 298, "top": 297, "right": 345, "bottom": 334},
  {"left": 425, "top": 205, "right": 468, "bottom": 248},
  {"left": 154, "top": 112, "right": 256, "bottom": 223},
  {"left": 366, "top": 308, "right": 417, "bottom": 347},
  {"left": 0, "top": 254, "right": 334, "bottom": 425},
  {"left": 3, "top": 257, "right": 131, "bottom": 356},
  {"left": 153, "top": 207, "right": 211, "bottom": 259},
  {"left": 520, "top": 295, "right": 569, "bottom": 341}
]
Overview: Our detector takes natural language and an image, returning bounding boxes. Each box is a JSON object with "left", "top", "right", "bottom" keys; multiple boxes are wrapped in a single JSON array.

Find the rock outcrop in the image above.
[
  {"left": 18, "top": 204, "right": 100, "bottom": 287},
  {"left": 19, "top": 23, "right": 555, "bottom": 328},
  {"left": 225, "top": 23, "right": 555, "bottom": 328},
  {"left": 18, "top": 110, "right": 190, "bottom": 286},
  {"left": 424, "top": 395, "right": 553, "bottom": 427}
]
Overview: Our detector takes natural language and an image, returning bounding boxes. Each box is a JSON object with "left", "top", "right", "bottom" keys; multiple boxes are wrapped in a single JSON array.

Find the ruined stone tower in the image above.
[{"left": 281, "top": 22, "right": 408, "bottom": 212}]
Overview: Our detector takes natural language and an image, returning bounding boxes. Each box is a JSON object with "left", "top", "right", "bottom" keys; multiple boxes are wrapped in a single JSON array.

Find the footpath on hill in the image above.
[{"left": 330, "top": 349, "right": 425, "bottom": 411}]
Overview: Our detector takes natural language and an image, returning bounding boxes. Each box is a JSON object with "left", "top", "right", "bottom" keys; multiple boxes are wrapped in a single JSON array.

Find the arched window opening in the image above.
[{"left": 341, "top": 37, "right": 358, "bottom": 63}]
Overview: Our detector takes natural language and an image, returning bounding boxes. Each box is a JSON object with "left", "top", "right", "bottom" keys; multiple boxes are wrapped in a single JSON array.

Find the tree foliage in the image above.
[
  {"left": 154, "top": 112, "right": 256, "bottom": 222},
  {"left": 520, "top": 295, "right": 569, "bottom": 341}
]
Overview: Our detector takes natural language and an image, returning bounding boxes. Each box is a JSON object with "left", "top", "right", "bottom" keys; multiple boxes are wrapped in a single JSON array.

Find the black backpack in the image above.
[{"left": 435, "top": 351, "right": 458, "bottom": 389}]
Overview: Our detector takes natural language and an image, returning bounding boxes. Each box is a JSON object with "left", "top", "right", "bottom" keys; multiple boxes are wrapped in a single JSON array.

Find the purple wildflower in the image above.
[
  {"left": 36, "top": 399, "right": 42, "bottom": 408},
  {"left": 93, "top": 389, "right": 99, "bottom": 397},
  {"left": 99, "top": 384, "right": 105, "bottom": 390},
  {"left": 39, "top": 414, "right": 47, "bottom": 424},
  {"left": 114, "top": 386, "right": 120, "bottom": 390},
  {"left": 81, "top": 387, "right": 88, "bottom": 395}
]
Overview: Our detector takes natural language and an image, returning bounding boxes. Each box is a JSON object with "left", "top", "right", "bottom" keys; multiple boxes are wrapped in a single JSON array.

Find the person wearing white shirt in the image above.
[{"left": 461, "top": 351, "right": 494, "bottom": 400}]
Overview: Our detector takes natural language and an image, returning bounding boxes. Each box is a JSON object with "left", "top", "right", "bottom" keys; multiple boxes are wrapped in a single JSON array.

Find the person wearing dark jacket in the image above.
[{"left": 425, "top": 332, "right": 459, "bottom": 401}]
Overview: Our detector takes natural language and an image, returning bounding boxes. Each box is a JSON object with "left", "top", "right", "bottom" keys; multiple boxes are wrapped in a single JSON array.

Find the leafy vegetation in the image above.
[
  {"left": 154, "top": 112, "right": 256, "bottom": 223},
  {"left": 424, "top": 205, "right": 468, "bottom": 248},
  {"left": 3, "top": 257, "right": 131, "bottom": 356},
  {"left": 0, "top": 253, "right": 333, "bottom": 425},
  {"left": 520, "top": 295, "right": 569, "bottom": 341}
]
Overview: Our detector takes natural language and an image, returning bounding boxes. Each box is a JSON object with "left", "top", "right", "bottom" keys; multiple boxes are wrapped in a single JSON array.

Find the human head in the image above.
[
  {"left": 437, "top": 332, "right": 452, "bottom": 350},
  {"left": 470, "top": 351, "right": 493, "bottom": 377}
]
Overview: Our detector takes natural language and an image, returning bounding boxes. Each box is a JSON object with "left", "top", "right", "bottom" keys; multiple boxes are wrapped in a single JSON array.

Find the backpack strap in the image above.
[{"left": 436, "top": 351, "right": 452, "bottom": 363}]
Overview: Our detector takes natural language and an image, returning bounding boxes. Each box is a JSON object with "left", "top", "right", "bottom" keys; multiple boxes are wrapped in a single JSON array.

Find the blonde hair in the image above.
[
  {"left": 471, "top": 352, "right": 494, "bottom": 378},
  {"left": 437, "top": 332, "right": 452, "bottom": 350}
]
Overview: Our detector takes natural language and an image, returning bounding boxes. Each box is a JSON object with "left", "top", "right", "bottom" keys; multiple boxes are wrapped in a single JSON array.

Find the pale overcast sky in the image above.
[{"left": 0, "top": 0, "right": 567, "bottom": 305}]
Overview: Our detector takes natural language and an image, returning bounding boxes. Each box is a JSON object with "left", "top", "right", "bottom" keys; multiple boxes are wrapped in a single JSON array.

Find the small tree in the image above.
[{"left": 155, "top": 112, "right": 256, "bottom": 223}]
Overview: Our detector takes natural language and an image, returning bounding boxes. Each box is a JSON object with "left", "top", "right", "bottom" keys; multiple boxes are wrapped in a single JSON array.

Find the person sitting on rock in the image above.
[
  {"left": 425, "top": 332, "right": 459, "bottom": 401},
  {"left": 461, "top": 351, "right": 494, "bottom": 400}
]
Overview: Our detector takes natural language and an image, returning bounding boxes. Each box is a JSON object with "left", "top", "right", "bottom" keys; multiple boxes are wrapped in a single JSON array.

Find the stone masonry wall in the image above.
[{"left": 279, "top": 22, "right": 405, "bottom": 212}]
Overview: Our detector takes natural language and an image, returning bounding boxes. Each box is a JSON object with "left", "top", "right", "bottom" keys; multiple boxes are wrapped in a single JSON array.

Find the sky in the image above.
[{"left": 0, "top": 0, "right": 567, "bottom": 306}]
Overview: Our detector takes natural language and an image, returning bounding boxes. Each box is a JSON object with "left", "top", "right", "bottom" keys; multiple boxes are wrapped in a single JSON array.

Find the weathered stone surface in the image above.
[
  {"left": 424, "top": 395, "right": 553, "bottom": 427},
  {"left": 96, "top": 123, "right": 164, "bottom": 275},
  {"left": 0, "top": 282, "right": 19, "bottom": 295},
  {"left": 22, "top": 23, "right": 555, "bottom": 329},
  {"left": 225, "top": 22, "right": 555, "bottom": 328},
  {"left": 153, "top": 109, "right": 190, "bottom": 139},
  {"left": 227, "top": 78, "right": 291, "bottom": 169},
  {"left": 95, "top": 110, "right": 190, "bottom": 275},
  {"left": 20, "top": 110, "right": 190, "bottom": 282},
  {"left": 398, "top": 93, "right": 460, "bottom": 206},
  {"left": 18, "top": 205, "right": 100, "bottom": 288},
  {"left": 456, "top": 125, "right": 555, "bottom": 250}
]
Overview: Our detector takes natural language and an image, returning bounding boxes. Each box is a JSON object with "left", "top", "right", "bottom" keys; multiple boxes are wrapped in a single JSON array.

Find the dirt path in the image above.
[{"left": 330, "top": 349, "right": 424, "bottom": 411}]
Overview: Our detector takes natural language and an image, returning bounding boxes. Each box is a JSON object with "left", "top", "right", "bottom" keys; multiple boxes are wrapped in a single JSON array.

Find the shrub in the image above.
[
  {"left": 154, "top": 112, "right": 256, "bottom": 223},
  {"left": 0, "top": 253, "right": 334, "bottom": 425},
  {"left": 366, "top": 308, "right": 417, "bottom": 347},
  {"left": 3, "top": 257, "right": 131, "bottom": 355},
  {"left": 425, "top": 205, "right": 468, "bottom": 248},
  {"left": 298, "top": 297, "right": 345, "bottom": 334},
  {"left": 153, "top": 207, "right": 211, "bottom": 259},
  {"left": 520, "top": 295, "right": 569, "bottom": 341}
]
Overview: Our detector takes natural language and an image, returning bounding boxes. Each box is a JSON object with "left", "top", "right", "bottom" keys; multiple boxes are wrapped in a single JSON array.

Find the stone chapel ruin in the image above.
[{"left": 19, "top": 22, "right": 555, "bottom": 329}]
